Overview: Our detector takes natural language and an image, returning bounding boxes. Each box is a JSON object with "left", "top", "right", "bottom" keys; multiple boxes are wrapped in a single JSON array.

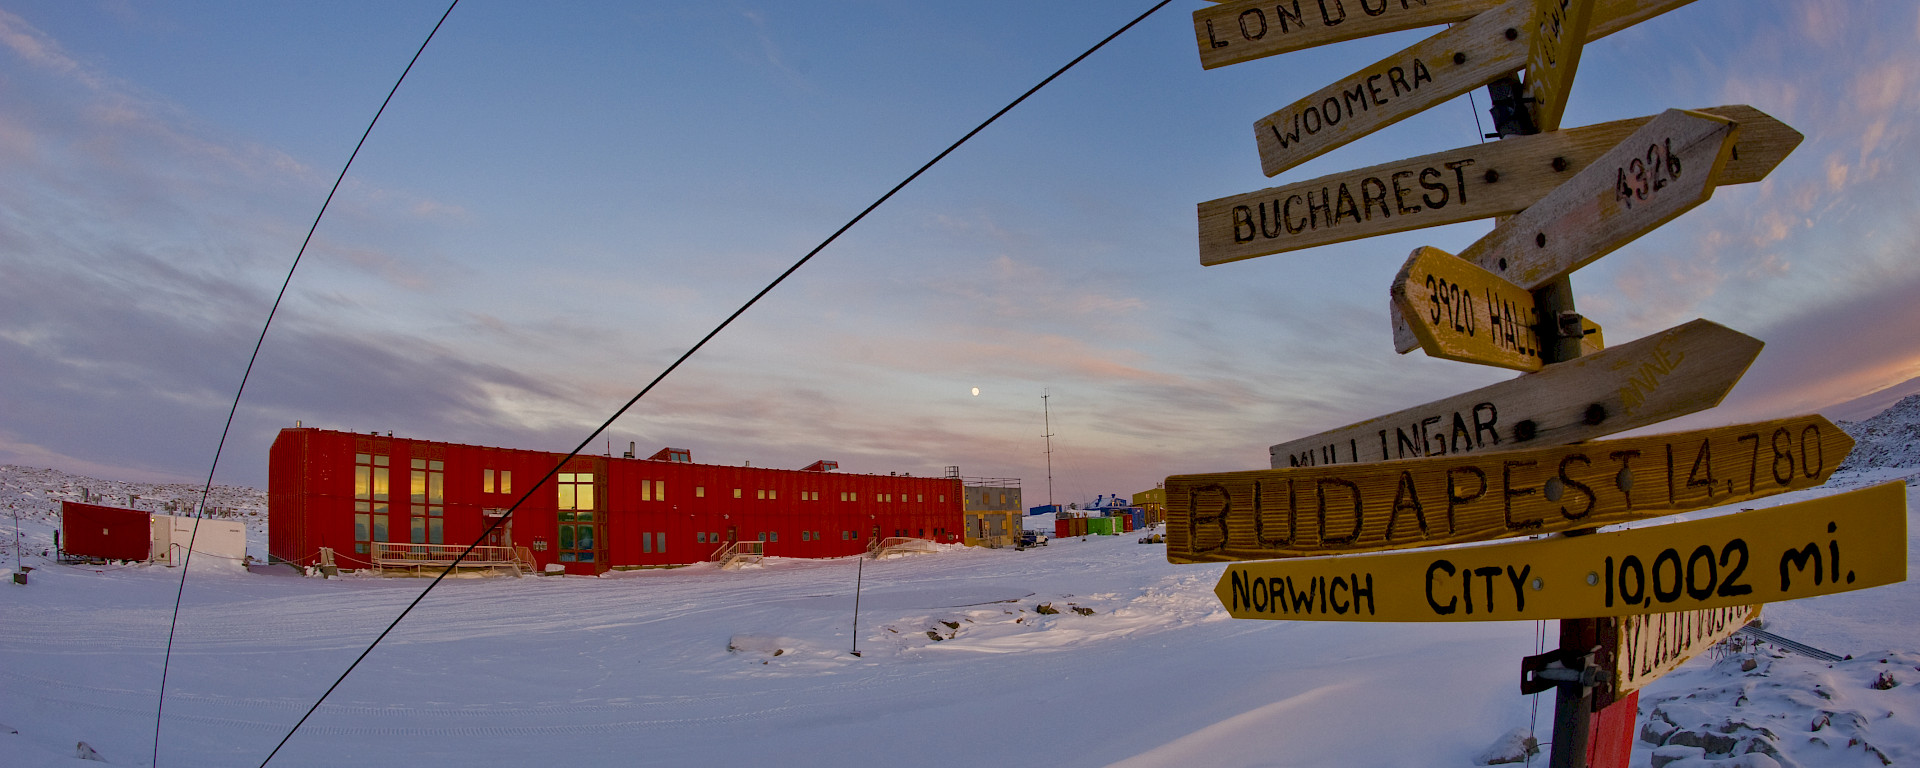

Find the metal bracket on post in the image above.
[
  {"left": 1484, "top": 75, "right": 1538, "bottom": 139},
  {"left": 1556, "top": 311, "right": 1588, "bottom": 339},
  {"left": 1521, "top": 645, "right": 1602, "bottom": 696}
]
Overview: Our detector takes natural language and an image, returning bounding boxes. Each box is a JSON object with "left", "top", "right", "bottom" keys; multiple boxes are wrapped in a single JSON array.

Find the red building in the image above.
[{"left": 269, "top": 427, "right": 966, "bottom": 575}]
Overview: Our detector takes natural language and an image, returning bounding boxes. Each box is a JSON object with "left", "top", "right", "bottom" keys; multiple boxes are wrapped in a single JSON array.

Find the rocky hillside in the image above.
[{"left": 1836, "top": 393, "right": 1920, "bottom": 473}]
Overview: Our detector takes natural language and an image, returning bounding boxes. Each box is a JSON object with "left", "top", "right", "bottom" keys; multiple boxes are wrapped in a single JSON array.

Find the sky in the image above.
[{"left": 2, "top": 0, "right": 1917, "bottom": 501}]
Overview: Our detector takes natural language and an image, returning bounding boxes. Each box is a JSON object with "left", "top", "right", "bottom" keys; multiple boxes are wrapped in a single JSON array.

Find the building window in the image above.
[
  {"left": 655, "top": 480, "right": 665, "bottom": 501},
  {"left": 697, "top": 532, "right": 707, "bottom": 544},
  {"left": 771, "top": 531, "right": 779, "bottom": 543},
  {"left": 412, "top": 458, "right": 444, "bottom": 545},
  {"left": 642, "top": 480, "right": 652, "bottom": 502},
  {"left": 734, "top": 488, "right": 742, "bottom": 499},
  {"left": 757, "top": 489, "right": 765, "bottom": 500},
  {"left": 483, "top": 469, "right": 495, "bottom": 494},
  {"left": 696, "top": 486, "right": 705, "bottom": 497},
  {"left": 917, "top": 494, "right": 923, "bottom": 502},
  {"left": 769, "top": 489, "right": 776, "bottom": 500},
  {"left": 354, "top": 454, "right": 389, "bottom": 551},
  {"left": 557, "top": 472, "right": 596, "bottom": 563},
  {"left": 643, "top": 532, "right": 653, "bottom": 553},
  {"left": 657, "top": 532, "right": 666, "bottom": 554}
]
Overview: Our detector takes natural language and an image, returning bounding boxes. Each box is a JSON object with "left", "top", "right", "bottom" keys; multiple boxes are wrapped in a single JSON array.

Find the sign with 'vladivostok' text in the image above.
[
  {"left": 1169, "top": 413, "right": 1851, "bottom": 563},
  {"left": 1211, "top": 481, "right": 1906, "bottom": 621},
  {"left": 1614, "top": 604, "right": 1758, "bottom": 697}
]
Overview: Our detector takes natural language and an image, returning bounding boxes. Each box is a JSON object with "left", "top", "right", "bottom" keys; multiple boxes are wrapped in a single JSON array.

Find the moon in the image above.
[{"left": 970, "top": 387, "right": 980, "bottom": 396}]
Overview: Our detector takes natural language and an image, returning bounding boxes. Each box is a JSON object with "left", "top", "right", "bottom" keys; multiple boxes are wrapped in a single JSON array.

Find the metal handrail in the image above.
[{"left": 369, "top": 542, "right": 522, "bottom": 567}]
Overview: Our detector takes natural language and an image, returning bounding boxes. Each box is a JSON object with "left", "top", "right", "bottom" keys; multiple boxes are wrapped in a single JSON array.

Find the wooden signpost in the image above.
[
  {"left": 1611, "top": 604, "right": 1758, "bottom": 700},
  {"left": 1393, "top": 245, "right": 1547, "bottom": 371},
  {"left": 1252, "top": 0, "right": 1703, "bottom": 176},
  {"left": 1169, "top": 414, "right": 1852, "bottom": 563},
  {"left": 1194, "top": 0, "right": 1503, "bottom": 71},
  {"left": 1522, "top": 0, "right": 1596, "bottom": 133},
  {"left": 1169, "top": 0, "right": 1891, "bottom": 764},
  {"left": 1197, "top": 105, "right": 1800, "bottom": 267},
  {"left": 1455, "top": 109, "right": 1739, "bottom": 291},
  {"left": 1211, "top": 480, "right": 1906, "bottom": 621},
  {"left": 1270, "top": 319, "right": 1762, "bottom": 468}
]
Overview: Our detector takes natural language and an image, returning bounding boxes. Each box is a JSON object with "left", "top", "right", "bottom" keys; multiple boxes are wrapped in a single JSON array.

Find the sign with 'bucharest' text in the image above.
[
  {"left": 1212, "top": 481, "right": 1906, "bottom": 621},
  {"left": 1197, "top": 104, "right": 1799, "bottom": 267},
  {"left": 1171, "top": 413, "right": 1851, "bottom": 563}
]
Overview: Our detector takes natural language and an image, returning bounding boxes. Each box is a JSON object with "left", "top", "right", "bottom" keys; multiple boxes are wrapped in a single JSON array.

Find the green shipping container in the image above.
[{"left": 1086, "top": 517, "right": 1115, "bottom": 536}]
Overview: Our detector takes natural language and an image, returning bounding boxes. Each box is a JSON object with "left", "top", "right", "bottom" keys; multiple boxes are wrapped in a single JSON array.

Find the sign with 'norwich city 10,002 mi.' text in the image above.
[
  {"left": 1169, "top": 414, "right": 1851, "bottom": 563},
  {"left": 1213, "top": 480, "right": 1906, "bottom": 622}
]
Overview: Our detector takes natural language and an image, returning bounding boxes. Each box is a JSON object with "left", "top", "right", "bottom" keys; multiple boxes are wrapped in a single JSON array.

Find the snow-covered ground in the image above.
[{"left": 1, "top": 406, "right": 1915, "bottom": 767}]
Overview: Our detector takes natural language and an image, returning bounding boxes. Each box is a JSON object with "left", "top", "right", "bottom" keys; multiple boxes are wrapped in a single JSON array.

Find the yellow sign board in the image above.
[
  {"left": 1253, "top": 0, "right": 1702, "bottom": 177},
  {"left": 1271, "top": 318, "right": 1759, "bottom": 469},
  {"left": 1194, "top": 0, "right": 1501, "bottom": 71},
  {"left": 1171, "top": 413, "right": 1851, "bottom": 563},
  {"left": 1523, "top": 0, "right": 1596, "bottom": 132},
  {"left": 1393, "top": 246, "right": 1548, "bottom": 372},
  {"left": 1199, "top": 105, "right": 1799, "bottom": 267},
  {"left": 1615, "top": 604, "right": 1758, "bottom": 696},
  {"left": 1212, "top": 481, "right": 1906, "bottom": 621},
  {"left": 1458, "top": 109, "right": 1737, "bottom": 290}
]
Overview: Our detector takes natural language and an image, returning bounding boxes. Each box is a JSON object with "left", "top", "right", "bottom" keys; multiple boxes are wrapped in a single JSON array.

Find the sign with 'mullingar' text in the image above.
[
  {"left": 1171, "top": 413, "right": 1851, "bottom": 563},
  {"left": 1211, "top": 481, "right": 1905, "bottom": 621},
  {"left": 1270, "top": 318, "right": 1761, "bottom": 470}
]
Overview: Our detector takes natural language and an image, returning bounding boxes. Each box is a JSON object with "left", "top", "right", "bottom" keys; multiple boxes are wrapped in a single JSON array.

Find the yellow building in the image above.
[
  {"left": 961, "top": 476, "right": 1022, "bottom": 548},
  {"left": 1132, "top": 486, "right": 1166, "bottom": 527}
]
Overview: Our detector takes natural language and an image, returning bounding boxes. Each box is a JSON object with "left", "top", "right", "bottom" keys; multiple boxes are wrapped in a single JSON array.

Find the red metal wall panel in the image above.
[{"left": 60, "top": 502, "right": 150, "bottom": 561}]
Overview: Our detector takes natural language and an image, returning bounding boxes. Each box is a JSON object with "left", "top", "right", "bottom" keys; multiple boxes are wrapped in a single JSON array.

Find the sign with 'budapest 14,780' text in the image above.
[{"left": 1171, "top": 413, "right": 1851, "bottom": 563}]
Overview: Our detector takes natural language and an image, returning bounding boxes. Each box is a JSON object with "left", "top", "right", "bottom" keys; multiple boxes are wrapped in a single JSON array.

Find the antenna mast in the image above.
[{"left": 1042, "top": 389, "right": 1055, "bottom": 510}]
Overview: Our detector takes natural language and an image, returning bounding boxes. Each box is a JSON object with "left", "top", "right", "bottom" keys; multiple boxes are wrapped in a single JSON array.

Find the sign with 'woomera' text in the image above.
[
  {"left": 1212, "top": 481, "right": 1905, "bottom": 621},
  {"left": 1171, "top": 413, "right": 1851, "bottom": 563}
]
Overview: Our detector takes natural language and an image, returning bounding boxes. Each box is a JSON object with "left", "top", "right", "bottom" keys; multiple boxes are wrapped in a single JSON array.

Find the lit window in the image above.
[
  {"left": 734, "top": 488, "right": 742, "bottom": 499},
  {"left": 917, "top": 494, "right": 923, "bottom": 502},
  {"left": 500, "top": 470, "right": 512, "bottom": 495},
  {"left": 757, "top": 489, "right": 765, "bottom": 500},
  {"left": 655, "top": 480, "right": 665, "bottom": 501},
  {"left": 696, "top": 486, "right": 705, "bottom": 497},
  {"left": 642, "top": 480, "right": 652, "bottom": 502},
  {"left": 483, "top": 469, "right": 495, "bottom": 494}
]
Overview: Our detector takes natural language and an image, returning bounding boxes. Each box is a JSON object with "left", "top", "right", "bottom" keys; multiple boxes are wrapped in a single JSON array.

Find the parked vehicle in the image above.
[{"left": 1019, "top": 530, "right": 1049, "bottom": 548}]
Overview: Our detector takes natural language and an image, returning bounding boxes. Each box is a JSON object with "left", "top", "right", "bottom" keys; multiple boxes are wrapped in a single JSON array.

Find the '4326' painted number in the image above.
[{"left": 1616, "top": 138, "right": 1683, "bottom": 210}]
